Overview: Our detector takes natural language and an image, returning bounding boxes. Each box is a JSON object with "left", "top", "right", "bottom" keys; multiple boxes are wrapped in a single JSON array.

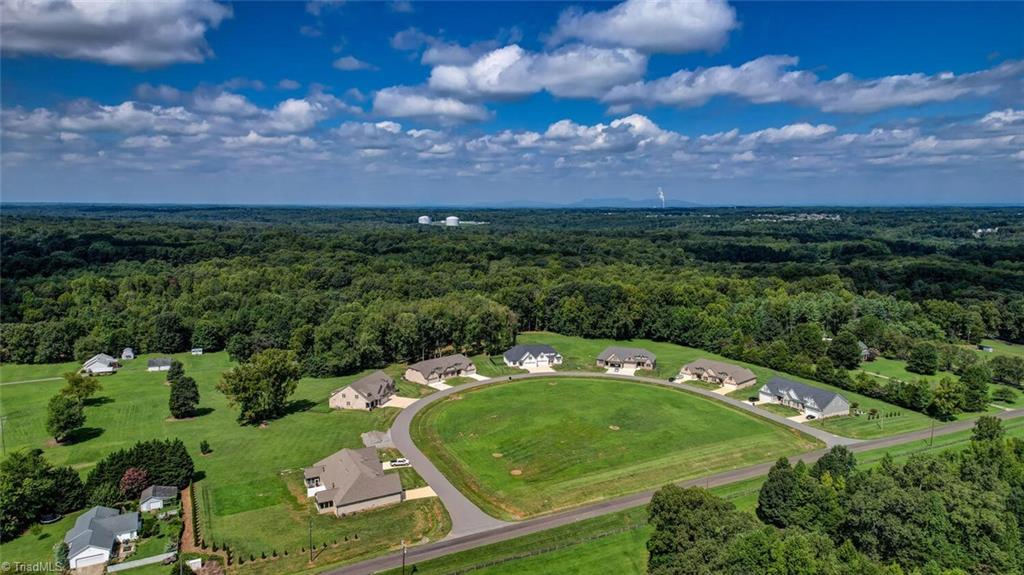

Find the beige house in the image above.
[
  {"left": 304, "top": 447, "right": 403, "bottom": 516},
  {"left": 330, "top": 371, "right": 396, "bottom": 411},
  {"left": 596, "top": 347, "right": 656, "bottom": 370},
  {"left": 404, "top": 354, "right": 476, "bottom": 385},
  {"left": 679, "top": 359, "right": 756, "bottom": 390}
]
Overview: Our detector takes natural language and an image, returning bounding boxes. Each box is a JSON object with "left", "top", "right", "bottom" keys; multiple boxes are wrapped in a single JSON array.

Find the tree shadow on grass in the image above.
[
  {"left": 64, "top": 427, "right": 104, "bottom": 444},
  {"left": 84, "top": 396, "right": 114, "bottom": 407},
  {"left": 281, "top": 399, "right": 317, "bottom": 416},
  {"left": 193, "top": 407, "right": 214, "bottom": 417},
  {"left": 192, "top": 470, "right": 207, "bottom": 482}
]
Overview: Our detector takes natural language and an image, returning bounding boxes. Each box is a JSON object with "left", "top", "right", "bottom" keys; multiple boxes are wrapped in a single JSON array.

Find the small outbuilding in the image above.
[
  {"left": 121, "top": 348, "right": 135, "bottom": 361},
  {"left": 191, "top": 348, "right": 204, "bottom": 356},
  {"left": 330, "top": 371, "right": 396, "bottom": 411},
  {"left": 503, "top": 344, "right": 562, "bottom": 368},
  {"left": 82, "top": 354, "right": 119, "bottom": 375},
  {"left": 147, "top": 358, "right": 173, "bottom": 372},
  {"left": 405, "top": 354, "right": 476, "bottom": 385},
  {"left": 139, "top": 485, "right": 179, "bottom": 512},
  {"left": 978, "top": 344, "right": 994, "bottom": 353}
]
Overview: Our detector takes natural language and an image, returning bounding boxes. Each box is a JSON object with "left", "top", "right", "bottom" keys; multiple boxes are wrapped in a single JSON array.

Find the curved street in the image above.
[{"left": 339, "top": 371, "right": 1024, "bottom": 575}]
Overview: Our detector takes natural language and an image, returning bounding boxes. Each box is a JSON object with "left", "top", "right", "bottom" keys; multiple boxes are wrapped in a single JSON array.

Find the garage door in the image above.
[{"left": 72, "top": 551, "right": 109, "bottom": 568}]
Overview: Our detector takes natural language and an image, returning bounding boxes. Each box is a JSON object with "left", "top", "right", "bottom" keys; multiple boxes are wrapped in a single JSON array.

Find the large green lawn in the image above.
[
  {"left": 390, "top": 419, "right": 1024, "bottom": 575},
  {"left": 412, "top": 377, "right": 821, "bottom": 520},
  {"left": 858, "top": 357, "right": 958, "bottom": 385},
  {"left": 516, "top": 331, "right": 938, "bottom": 440},
  {"left": 0, "top": 352, "right": 450, "bottom": 568}
]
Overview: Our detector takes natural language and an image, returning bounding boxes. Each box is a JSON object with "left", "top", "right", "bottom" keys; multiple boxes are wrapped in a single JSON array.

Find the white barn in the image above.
[{"left": 81, "top": 354, "right": 119, "bottom": 375}]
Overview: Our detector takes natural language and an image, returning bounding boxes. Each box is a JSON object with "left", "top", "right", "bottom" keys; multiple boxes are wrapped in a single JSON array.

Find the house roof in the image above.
[
  {"left": 84, "top": 354, "right": 117, "bottom": 367},
  {"left": 148, "top": 358, "right": 172, "bottom": 368},
  {"left": 759, "top": 377, "right": 848, "bottom": 411},
  {"left": 503, "top": 344, "right": 560, "bottom": 362},
  {"left": 334, "top": 371, "right": 395, "bottom": 402},
  {"left": 123, "top": 348, "right": 134, "bottom": 353},
  {"left": 305, "top": 447, "right": 402, "bottom": 507},
  {"left": 407, "top": 354, "right": 474, "bottom": 377},
  {"left": 64, "top": 506, "right": 139, "bottom": 559},
  {"left": 682, "top": 359, "right": 756, "bottom": 384},
  {"left": 597, "top": 346, "right": 656, "bottom": 363},
  {"left": 140, "top": 485, "right": 178, "bottom": 502}
]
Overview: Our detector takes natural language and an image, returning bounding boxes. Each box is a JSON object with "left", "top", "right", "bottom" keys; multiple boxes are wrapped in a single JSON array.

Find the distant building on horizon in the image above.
[
  {"left": 418, "top": 215, "right": 431, "bottom": 224},
  {"left": 445, "top": 216, "right": 460, "bottom": 227}
]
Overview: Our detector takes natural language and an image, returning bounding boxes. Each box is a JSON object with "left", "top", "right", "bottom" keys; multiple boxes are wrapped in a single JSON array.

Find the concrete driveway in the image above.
[
  {"left": 787, "top": 414, "right": 811, "bottom": 423},
  {"left": 466, "top": 373, "right": 490, "bottom": 381},
  {"left": 383, "top": 396, "right": 418, "bottom": 409},
  {"left": 524, "top": 365, "right": 555, "bottom": 374},
  {"left": 605, "top": 366, "right": 637, "bottom": 376},
  {"left": 405, "top": 486, "right": 438, "bottom": 500},
  {"left": 428, "top": 381, "right": 452, "bottom": 391}
]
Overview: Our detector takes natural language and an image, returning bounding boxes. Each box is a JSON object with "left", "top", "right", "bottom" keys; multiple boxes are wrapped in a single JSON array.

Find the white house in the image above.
[
  {"left": 190, "top": 348, "right": 204, "bottom": 356},
  {"left": 121, "top": 348, "right": 135, "bottom": 360},
  {"left": 147, "top": 358, "right": 172, "bottom": 372},
  {"left": 81, "top": 354, "right": 119, "bottom": 375},
  {"left": 758, "top": 377, "right": 850, "bottom": 419},
  {"left": 139, "top": 485, "right": 179, "bottom": 512},
  {"left": 502, "top": 344, "right": 562, "bottom": 368},
  {"left": 64, "top": 506, "right": 140, "bottom": 569}
]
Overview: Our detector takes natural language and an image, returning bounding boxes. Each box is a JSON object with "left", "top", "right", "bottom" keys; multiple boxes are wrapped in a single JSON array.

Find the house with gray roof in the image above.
[
  {"left": 758, "top": 377, "right": 850, "bottom": 419},
  {"left": 503, "top": 344, "right": 562, "bottom": 368},
  {"left": 304, "top": 447, "right": 403, "bottom": 516},
  {"left": 82, "top": 353, "right": 119, "bottom": 375},
  {"left": 596, "top": 347, "right": 656, "bottom": 370},
  {"left": 139, "top": 485, "right": 179, "bottom": 512},
  {"left": 404, "top": 354, "right": 476, "bottom": 385},
  {"left": 330, "top": 371, "right": 396, "bottom": 411},
  {"left": 680, "top": 359, "right": 757, "bottom": 390},
  {"left": 147, "top": 358, "right": 173, "bottom": 372},
  {"left": 64, "top": 506, "right": 140, "bottom": 569}
]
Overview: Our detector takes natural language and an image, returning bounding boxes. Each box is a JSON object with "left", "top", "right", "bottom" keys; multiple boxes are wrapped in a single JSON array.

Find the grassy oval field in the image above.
[{"left": 411, "top": 377, "right": 823, "bottom": 520}]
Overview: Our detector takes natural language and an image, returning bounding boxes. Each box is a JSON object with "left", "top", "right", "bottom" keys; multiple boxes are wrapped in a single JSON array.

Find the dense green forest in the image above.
[
  {"left": 647, "top": 417, "right": 1024, "bottom": 574},
  {"left": 2, "top": 205, "right": 1022, "bottom": 417}
]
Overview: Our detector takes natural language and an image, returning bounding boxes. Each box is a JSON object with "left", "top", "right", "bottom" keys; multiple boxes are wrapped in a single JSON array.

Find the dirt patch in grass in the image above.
[
  {"left": 492, "top": 453, "right": 503, "bottom": 458},
  {"left": 510, "top": 469, "right": 522, "bottom": 476}
]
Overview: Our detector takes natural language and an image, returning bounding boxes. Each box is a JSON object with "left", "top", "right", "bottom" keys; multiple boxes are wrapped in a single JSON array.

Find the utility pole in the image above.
[
  {"left": 0, "top": 415, "right": 6, "bottom": 457},
  {"left": 401, "top": 539, "right": 407, "bottom": 575},
  {"left": 308, "top": 519, "right": 313, "bottom": 562},
  {"left": 929, "top": 419, "right": 935, "bottom": 446}
]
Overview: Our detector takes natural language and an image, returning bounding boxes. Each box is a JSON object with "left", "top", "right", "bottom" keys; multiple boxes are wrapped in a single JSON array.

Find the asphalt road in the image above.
[{"left": 326, "top": 371, "right": 1023, "bottom": 575}]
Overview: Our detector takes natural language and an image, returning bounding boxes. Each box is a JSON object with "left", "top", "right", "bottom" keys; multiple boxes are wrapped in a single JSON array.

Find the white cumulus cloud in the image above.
[{"left": 373, "top": 87, "right": 491, "bottom": 122}]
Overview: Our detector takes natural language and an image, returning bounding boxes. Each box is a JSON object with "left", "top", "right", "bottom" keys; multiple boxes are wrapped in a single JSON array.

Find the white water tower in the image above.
[
  {"left": 418, "top": 215, "right": 431, "bottom": 224},
  {"left": 445, "top": 216, "right": 460, "bottom": 227}
]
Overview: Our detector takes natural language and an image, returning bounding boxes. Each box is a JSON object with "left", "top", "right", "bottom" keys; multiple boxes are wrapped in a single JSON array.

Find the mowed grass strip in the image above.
[{"left": 412, "top": 377, "right": 821, "bottom": 520}]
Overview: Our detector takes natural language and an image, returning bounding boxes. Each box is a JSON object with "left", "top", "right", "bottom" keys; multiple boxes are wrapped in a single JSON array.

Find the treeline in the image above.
[
  {"left": 1, "top": 208, "right": 1021, "bottom": 386},
  {"left": 648, "top": 417, "right": 1024, "bottom": 574}
]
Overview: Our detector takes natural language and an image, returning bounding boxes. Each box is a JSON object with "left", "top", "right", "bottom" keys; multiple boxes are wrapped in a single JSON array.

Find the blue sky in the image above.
[{"left": 1, "top": 0, "right": 1022, "bottom": 206}]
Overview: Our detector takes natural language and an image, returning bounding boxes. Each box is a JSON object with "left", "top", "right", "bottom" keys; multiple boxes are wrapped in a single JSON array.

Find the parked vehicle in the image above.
[{"left": 390, "top": 458, "right": 411, "bottom": 467}]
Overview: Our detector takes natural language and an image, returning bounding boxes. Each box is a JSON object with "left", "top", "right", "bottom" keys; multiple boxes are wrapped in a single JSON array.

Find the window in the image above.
[{"left": 318, "top": 501, "right": 331, "bottom": 509}]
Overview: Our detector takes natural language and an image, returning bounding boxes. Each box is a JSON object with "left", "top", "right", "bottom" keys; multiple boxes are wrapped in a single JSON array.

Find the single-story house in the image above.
[
  {"left": 596, "top": 347, "right": 656, "bottom": 370},
  {"left": 304, "top": 447, "right": 403, "bottom": 516},
  {"left": 758, "top": 377, "right": 850, "bottom": 419},
  {"left": 147, "top": 358, "right": 173, "bottom": 372},
  {"left": 191, "top": 348, "right": 204, "bottom": 356},
  {"left": 679, "top": 359, "right": 756, "bottom": 390},
  {"left": 64, "top": 506, "right": 140, "bottom": 569},
  {"left": 82, "top": 353, "right": 119, "bottom": 375},
  {"left": 502, "top": 344, "right": 562, "bottom": 368},
  {"left": 139, "top": 485, "right": 179, "bottom": 512},
  {"left": 330, "top": 371, "right": 396, "bottom": 411},
  {"left": 404, "top": 354, "right": 476, "bottom": 385},
  {"left": 121, "top": 348, "right": 135, "bottom": 360}
]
